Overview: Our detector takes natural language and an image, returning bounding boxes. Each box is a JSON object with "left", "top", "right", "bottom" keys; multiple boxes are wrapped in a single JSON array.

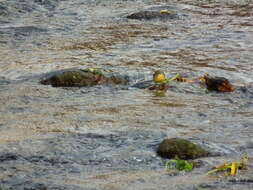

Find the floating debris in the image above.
[
  {"left": 175, "top": 74, "right": 195, "bottom": 83},
  {"left": 207, "top": 154, "right": 248, "bottom": 176},
  {"left": 165, "top": 159, "right": 194, "bottom": 172}
]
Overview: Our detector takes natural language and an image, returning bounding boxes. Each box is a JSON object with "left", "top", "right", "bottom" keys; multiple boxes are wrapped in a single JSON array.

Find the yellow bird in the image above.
[{"left": 153, "top": 70, "right": 167, "bottom": 84}]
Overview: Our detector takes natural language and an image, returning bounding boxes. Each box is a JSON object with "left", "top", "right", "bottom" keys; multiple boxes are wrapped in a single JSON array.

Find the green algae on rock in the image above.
[
  {"left": 40, "top": 68, "right": 129, "bottom": 87},
  {"left": 157, "top": 138, "right": 209, "bottom": 160}
]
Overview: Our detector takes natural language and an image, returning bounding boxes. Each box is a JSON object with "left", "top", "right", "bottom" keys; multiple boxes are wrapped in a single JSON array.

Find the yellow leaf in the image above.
[
  {"left": 160, "top": 10, "right": 171, "bottom": 14},
  {"left": 230, "top": 162, "right": 237, "bottom": 176}
]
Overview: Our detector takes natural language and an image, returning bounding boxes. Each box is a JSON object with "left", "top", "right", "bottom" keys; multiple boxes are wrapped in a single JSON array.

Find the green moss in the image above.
[
  {"left": 40, "top": 70, "right": 100, "bottom": 87},
  {"left": 157, "top": 138, "right": 209, "bottom": 160},
  {"left": 40, "top": 69, "right": 129, "bottom": 87}
]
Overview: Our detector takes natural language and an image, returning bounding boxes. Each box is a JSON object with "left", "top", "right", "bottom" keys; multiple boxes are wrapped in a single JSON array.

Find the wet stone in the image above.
[
  {"left": 40, "top": 69, "right": 129, "bottom": 87},
  {"left": 40, "top": 69, "right": 102, "bottom": 87},
  {"left": 127, "top": 10, "right": 179, "bottom": 20},
  {"left": 157, "top": 138, "right": 209, "bottom": 160}
]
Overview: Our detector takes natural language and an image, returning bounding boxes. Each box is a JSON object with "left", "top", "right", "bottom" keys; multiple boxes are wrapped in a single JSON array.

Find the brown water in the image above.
[{"left": 0, "top": 0, "right": 253, "bottom": 189}]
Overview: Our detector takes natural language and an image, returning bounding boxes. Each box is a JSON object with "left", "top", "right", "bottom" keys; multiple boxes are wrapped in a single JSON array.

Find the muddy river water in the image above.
[{"left": 0, "top": 0, "right": 253, "bottom": 189}]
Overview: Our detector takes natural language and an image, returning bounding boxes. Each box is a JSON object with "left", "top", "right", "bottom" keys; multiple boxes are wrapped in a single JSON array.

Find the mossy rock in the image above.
[
  {"left": 40, "top": 69, "right": 129, "bottom": 87},
  {"left": 157, "top": 138, "right": 209, "bottom": 160},
  {"left": 40, "top": 70, "right": 103, "bottom": 87},
  {"left": 127, "top": 10, "right": 178, "bottom": 20}
]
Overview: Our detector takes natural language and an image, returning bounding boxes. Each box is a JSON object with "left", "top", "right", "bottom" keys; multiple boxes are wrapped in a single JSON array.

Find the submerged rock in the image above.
[
  {"left": 40, "top": 68, "right": 129, "bottom": 87},
  {"left": 40, "top": 69, "right": 105, "bottom": 87},
  {"left": 127, "top": 10, "right": 179, "bottom": 20},
  {"left": 131, "top": 80, "right": 170, "bottom": 91},
  {"left": 108, "top": 74, "right": 130, "bottom": 85},
  {"left": 131, "top": 80, "right": 153, "bottom": 89},
  {"left": 157, "top": 138, "right": 209, "bottom": 160}
]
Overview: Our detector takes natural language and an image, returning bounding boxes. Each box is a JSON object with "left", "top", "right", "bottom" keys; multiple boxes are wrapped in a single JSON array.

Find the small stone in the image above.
[
  {"left": 40, "top": 69, "right": 129, "bottom": 87},
  {"left": 157, "top": 138, "right": 209, "bottom": 160},
  {"left": 126, "top": 10, "right": 178, "bottom": 20}
]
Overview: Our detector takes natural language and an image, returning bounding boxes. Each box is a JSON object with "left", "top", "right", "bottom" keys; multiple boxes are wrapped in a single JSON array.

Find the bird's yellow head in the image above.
[
  {"left": 153, "top": 70, "right": 167, "bottom": 83},
  {"left": 199, "top": 73, "right": 209, "bottom": 83}
]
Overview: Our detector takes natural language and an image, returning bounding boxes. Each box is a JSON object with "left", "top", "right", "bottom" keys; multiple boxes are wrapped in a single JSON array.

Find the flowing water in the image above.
[{"left": 0, "top": 0, "right": 253, "bottom": 189}]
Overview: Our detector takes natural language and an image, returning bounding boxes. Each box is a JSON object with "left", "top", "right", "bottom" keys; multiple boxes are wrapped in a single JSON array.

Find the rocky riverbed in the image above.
[{"left": 0, "top": 0, "right": 253, "bottom": 189}]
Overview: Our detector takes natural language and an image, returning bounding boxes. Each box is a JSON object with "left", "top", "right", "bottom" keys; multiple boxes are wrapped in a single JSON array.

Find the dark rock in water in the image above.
[
  {"left": 40, "top": 69, "right": 104, "bottom": 87},
  {"left": 127, "top": 10, "right": 179, "bottom": 20},
  {"left": 131, "top": 80, "right": 153, "bottom": 89},
  {"left": 131, "top": 80, "right": 169, "bottom": 91},
  {"left": 107, "top": 74, "right": 130, "bottom": 85},
  {"left": 157, "top": 138, "right": 209, "bottom": 160},
  {"left": 40, "top": 69, "right": 129, "bottom": 87}
]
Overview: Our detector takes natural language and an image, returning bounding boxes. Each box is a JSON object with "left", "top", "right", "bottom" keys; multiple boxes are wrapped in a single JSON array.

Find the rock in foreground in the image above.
[
  {"left": 157, "top": 138, "right": 209, "bottom": 160},
  {"left": 40, "top": 68, "right": 129, "bottom": 87}
]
